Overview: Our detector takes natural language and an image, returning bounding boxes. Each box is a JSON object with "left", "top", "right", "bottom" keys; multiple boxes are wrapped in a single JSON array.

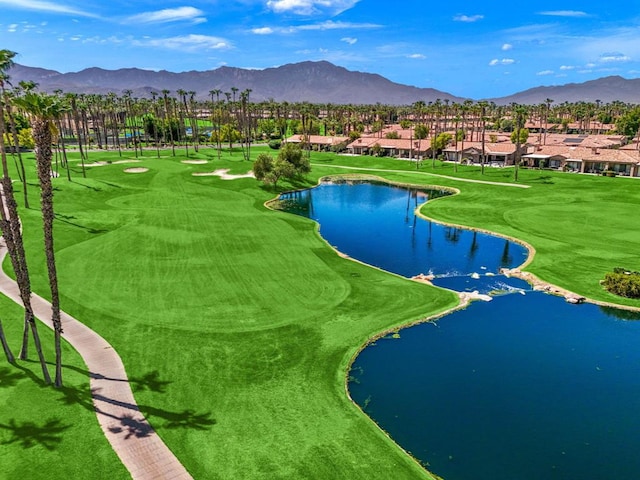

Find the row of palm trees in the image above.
[{"left": 0, "top": 50, "right": 64, "bottom": 386}]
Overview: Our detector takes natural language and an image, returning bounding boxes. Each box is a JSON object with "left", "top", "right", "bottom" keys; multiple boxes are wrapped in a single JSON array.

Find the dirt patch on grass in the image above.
[
  {"left": 193, "top": 168, "right": 255, "bottom": 180},
  {"left": 124, "top": 167, "right": 149, "bottom": 174},
  {"left": 181, "top": 160, "right": 208, "bottom": 165}
]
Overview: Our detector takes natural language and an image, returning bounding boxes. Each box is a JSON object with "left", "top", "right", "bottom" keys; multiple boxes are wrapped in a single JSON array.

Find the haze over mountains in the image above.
[{"left": 8, "top": 61, "right": 640, "bottom": 106}]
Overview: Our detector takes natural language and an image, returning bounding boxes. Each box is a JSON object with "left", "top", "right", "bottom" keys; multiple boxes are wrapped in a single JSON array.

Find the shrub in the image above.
[
  {"left": 602, "top": 268, "right": 640, "bottom": 298},
  {"left": 268, "top": 139, "right": 282, "bottom": 150}
]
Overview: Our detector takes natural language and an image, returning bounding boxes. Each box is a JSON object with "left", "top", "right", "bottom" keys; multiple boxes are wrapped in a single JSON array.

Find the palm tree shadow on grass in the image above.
[
  {"left": 61, "top": 364, "right": 171, "bottom": 393},
  {"left": 0, "top": 418, "right": 70, "bottom": 450},
  {"left": 53, "top": 213, "right": 109, "bottom": 234},
  {"left": 55, "top": 383, "right": 216, "bottom": 436},
  {"left": 0, "top": 366, "right": 26, "bottom": 388}
]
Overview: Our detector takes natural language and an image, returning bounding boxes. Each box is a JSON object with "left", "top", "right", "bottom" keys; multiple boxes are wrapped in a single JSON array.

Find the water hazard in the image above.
[{"left": 278, "top": 179, "right": 640, "bottom": 480}]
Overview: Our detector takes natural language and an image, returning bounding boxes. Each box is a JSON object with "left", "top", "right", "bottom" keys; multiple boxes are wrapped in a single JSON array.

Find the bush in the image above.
[
  {"left": 602, "top": 268, "right": 640, "bottom": 298},
  {"left": 268, "top": 139, "right": 282, "bottom": 150}
]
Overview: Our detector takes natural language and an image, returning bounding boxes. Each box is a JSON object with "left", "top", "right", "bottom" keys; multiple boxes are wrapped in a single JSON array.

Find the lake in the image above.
[{"left": 279, "top": 179, "right": 640, "bottom": 480}]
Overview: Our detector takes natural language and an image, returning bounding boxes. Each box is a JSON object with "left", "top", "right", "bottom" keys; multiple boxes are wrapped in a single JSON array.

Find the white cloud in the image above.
[
  {"left": 341, "top": 37, "right": 357, "bottom": 45},
  {"left": 256, "top": 20, "right": 379, "bottom": 34},
  {"left": 489, "top": 58, "right": 515, "bottom": 66},
  {"left": 266, "top": 0, "right": 360, "bottom": 16},
  {"left": 134, "top": 35, "right": 232, "bottom": 52},
  {"left": 453, "top": 14, "right": 484, "bottom": 23},
  {"left": 538, "top": 10, "right": 589, "bottom": 17},
  {"left": 559, "top": 65, "right": 575, "bottom": 70},
  {"left": 296, "top": 20, "right": 379, "bottom": 31},
  {"left": 536, "top": 70, "right": 554, "bottom": 76},
  {"left": 406, "top": 53, "right": 426, "bottom": 59},
  {"left": 7, "top": 23, "right": 18, "bottom": 32},
  {"left": 599, "top": 52, "right": 631, "bottom": 63},
  {"left": 501, "top": 43, "right": 512, "bottom": 51},
  {"left": 125, "top": 7, "right": 206, "bottom": 25},
  {"left": 0, "top": 0, "right": 96, "bottom": 17},
  {"left": 252, "top": 27, "right": 274, "bottom": 35}
]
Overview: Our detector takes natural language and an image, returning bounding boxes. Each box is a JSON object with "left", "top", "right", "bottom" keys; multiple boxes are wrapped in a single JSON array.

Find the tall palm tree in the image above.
[
  {"left": 14, "top": 92, "right": 66, "bottom": 387},
  {"left": 0, "top": 50, "right": 51, "bottom": 380},
  {"left": 0, "top": 51, "right": 30, "bottom": 208}
]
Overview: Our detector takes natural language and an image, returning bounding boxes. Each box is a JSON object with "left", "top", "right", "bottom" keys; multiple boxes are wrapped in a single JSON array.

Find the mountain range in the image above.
[{"left": 7, "top": 61, "right": 640, "bottom": 105}]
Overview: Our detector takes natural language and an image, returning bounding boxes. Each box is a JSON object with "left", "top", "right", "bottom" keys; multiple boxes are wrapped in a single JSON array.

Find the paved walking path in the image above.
[
  {"left": 311, "top": 163, "right": 531, "bottom": 188},
  {"left": 0, "top": 189, "right": 192, "bottom": 479}
]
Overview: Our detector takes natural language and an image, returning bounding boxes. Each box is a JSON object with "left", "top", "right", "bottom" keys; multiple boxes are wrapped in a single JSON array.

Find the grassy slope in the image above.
[
  {"left": 2, "top": 147, "right": 638, "bottom": 479},
  {"left": 2, "top": 148, "right": 457, "bottom": 479}
]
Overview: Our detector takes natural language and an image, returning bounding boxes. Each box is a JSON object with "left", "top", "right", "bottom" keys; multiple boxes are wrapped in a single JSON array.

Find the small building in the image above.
[
  {"left": 287, "top": 134, "right": 349, "bottom": 151},
  {"left": 522, "top": 146, "right": 640, "bottom": 176},
  {"left": 444, "top": 142, "right": 528, "bottom": 166},
  {"left": 346, "top": 136, "right": 431, "bottom": 159}
]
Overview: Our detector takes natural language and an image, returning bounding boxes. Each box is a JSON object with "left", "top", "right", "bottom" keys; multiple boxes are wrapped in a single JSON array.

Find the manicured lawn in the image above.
[
  {"left": 2, "top": 148, "right": 457, "bottom": 479},
  {"left": 1, "top": 146, "right": 638, "bottom": 479}
]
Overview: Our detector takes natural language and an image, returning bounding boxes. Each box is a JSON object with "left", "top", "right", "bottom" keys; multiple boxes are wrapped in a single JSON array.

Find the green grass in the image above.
[
  {"left": 2, "top": 148, "right": 457, "bottom": 479},
  {"left": 0, "top": 295, "right": 127, "bottom": 479},
  {"left": 1, "top": 146, "right": 639, "bottom": 479}
]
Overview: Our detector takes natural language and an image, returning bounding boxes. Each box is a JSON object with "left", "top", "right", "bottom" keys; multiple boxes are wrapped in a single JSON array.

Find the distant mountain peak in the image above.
[{"left": 7, "top": 61, "right": 640, "bottom": 105}]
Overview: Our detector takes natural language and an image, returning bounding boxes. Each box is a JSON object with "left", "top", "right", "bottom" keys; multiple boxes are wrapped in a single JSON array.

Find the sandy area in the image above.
[
  {"left": 123, "top": 167, "right": 149, "bottom": 173},
  {"left": 85, "top": 160, "right": 142, "bottom": 167},
  {"left": 181, "top": 160, "right": 208, "bottom": 164},
  {"left": 193, "top": 168, "right": 255, "bottom": 180}
]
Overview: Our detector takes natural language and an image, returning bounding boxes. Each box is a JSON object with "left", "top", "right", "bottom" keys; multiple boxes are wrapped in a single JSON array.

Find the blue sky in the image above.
[{"left": 1, "top": 0, "right": 639, "bottom": 99}]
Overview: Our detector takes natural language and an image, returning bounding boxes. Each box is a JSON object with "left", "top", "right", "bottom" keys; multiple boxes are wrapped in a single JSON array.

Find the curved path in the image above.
[
  {"left": 311, "top": 163, "right": 531, "bottom": 188},
  {"left": 0, "top": 195, "right": 192, "bottom": 479}
]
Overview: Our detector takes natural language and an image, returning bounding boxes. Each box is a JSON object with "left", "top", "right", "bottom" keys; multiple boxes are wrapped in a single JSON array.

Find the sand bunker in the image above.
[
  {"left": 85, "top": 160, "right": 142, "bottom": 167},
  {"left": 181, "top": 159, "right": 208, "bottom": 165},
  {"left": 124, "top": 167, "right": 149, "bottom": 174},
  {"left": 193, "top": 169, "right": 255, "bottom": 180}
]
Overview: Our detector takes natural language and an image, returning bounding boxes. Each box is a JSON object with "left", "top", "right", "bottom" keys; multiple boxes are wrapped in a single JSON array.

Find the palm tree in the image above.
[
  {"left": 161, "top": 90, "right": 175, "bottom": 156},
  {"left": 0, "top": 51, "right": 51, "bottom": 380},
  {"left": 14, "top": 92, "right": 66, "bottom": 387},
  {"left": 0, "top": 51, "right": 30, "bottom": 208},
  {"left": 478, "top": 101, "right": 489, "bottom": 175},
  {"left": 210, "top": 89, "right": 222, "bottom": 158},
  {"left": 511, "top": 104, "right": 527, "bottom": 182}
]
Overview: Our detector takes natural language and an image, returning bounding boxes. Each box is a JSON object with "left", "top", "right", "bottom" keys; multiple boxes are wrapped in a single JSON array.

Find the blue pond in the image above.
[
  {"left": 279, "top": 180, "right": 640, "bottom": 480},
  {"left": 278, "top": 181, "right": 528, "bottom": 278}
]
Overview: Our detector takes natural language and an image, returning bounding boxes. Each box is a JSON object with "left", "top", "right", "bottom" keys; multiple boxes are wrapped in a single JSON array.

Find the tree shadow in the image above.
[
  {"left": 529, "top": 175, "right": 555, "bottom": 184},
  {"left": 54, "top": 213, "right": 108, "bottom": 234},
  {"left": 55, "top": 384, "right": 216, "bottom": 434},
  {"left": 0, "top": 366, "right": 26, "bottom": 388},
  {"left": 130, "top": 370, "right": 172, "bottom": 393},
  {"left": 106, "top": 413, "right": 154, "bottom": 439},
  {"left": 61, "top": 364, "right": 171, "bottom": 394},
  {"left": 0, "top": 418, "right": 70, "bottom": 450},
  {"left": 95, "top": 180, "right": 123, "bottom": 189},
  {"left": 141, "top": 406, "right": 217, "bottom": 431}
]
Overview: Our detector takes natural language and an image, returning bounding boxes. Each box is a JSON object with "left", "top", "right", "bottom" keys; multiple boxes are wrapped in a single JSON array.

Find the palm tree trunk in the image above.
[
  {"left": 0, "top": 111, "right": 51, "bottom": 382},
  {"left": 0, "top": 180, "right": 51, "bottom": 382},
  {"left": 0, "top": 318, "right": 14, "bottom": 363},
  {"left": 4, "top": 103, "right": 29, "bottom": 208},
  {"left": 33, "top": 117, "right": 63, "bottom": 387}
]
